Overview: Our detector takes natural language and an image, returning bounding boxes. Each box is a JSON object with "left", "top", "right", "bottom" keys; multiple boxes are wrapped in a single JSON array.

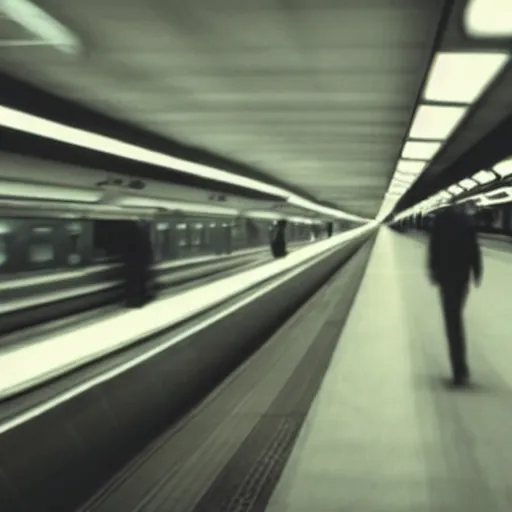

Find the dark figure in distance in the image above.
[
  {"left": 326, "top": 222, "right": 333, "bottom": 238},
  {"left": 428, "top": 205, "right": 482, "bottom": 386},
  {"left": 270, "top": 219, "right": 288, "bottom": 258},
  {"left": 120, "top": 221, "right": 154, "bottom": 308}
]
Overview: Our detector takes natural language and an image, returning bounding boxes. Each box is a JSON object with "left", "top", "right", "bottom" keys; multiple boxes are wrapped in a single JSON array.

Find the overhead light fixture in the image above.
[
  {"left": 448, "top": 184, "right": 465, "bottom": 195},
  {"left": 464, "top": 0, "right": 512, "bottom": 38},
  {"left": 245, "top": 210, "right": 284, "bottom": 221},
  {"left": 396, "top": 159, "right": 427, "bottom": 174},
  {"left": 388, "top": 182, "right": 409, "bottom": 192},
  {"left": 289, "top": 216, "right": 315, "bottom": 225},
  {"left": 0, "top": 180, "right": 100, "bottom": 203},
  {"left": 438, "top": 190, "right": 453, "bottom": 199},
  {"left": 493, "top": 157, "right": 512, "bottom": 177},
  {"left": 392, "top": 173, "right": 416, "bottom": 184},
  {"left": 423, "top": 52, "right": 509, "bottom": 104},
  {"left": 459, "top": 178, "right": 479, "bottom": 190},
  {"left": 401, "top": 141, "right": 442, "bottom": 160},
  {"left": 117, "top": 196, "right": 239, "bottom": 216},
  {"left": 2, "top": 0, "right": 81, "bottom": 54},
  {"left": 472, "top": 169, "right": 497, "bottom": 184},
  {"left": 408, "top": 105, "right": 467, "bottom": 140},
  {"left": 472, "top": 187, "right": 512, "bottom": 206}
]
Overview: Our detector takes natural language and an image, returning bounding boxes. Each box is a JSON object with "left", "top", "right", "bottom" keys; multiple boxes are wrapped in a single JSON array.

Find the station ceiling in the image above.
[
  {"left": 5, "top": 1, "right": 509, "bottom": 220},
  {"left": 390, "top": 0, "right": 512, "bottom": 217}
]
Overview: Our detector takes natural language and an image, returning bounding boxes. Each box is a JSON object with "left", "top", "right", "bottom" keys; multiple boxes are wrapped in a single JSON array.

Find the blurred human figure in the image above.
[
  {"left": 428, "top": 205, "right": 482, "bottom": 386},
  {"left": 122, "top": 221, "right": 154, "bottom": 308},
  {"left": 270, "top": 219, "right": 288, "bottom": 258},
  {"left": 326, "top": 221, "right": 333, "bottom": 238}
]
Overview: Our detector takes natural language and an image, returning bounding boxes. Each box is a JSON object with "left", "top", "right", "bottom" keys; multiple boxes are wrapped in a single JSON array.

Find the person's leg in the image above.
[{"left": 440, "top": 282, "right": 469, "bottom": 383}]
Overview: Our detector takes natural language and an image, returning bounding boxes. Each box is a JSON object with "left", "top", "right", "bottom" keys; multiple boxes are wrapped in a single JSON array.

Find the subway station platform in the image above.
[{"left": 266, "top": 227, "right": 512, "bottom": 512}]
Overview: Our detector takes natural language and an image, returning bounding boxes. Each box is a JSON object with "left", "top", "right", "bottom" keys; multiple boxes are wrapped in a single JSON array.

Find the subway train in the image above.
[
  {"left": 0, "top": 154, "right": 349, "bottom": 335},
  {"left": 0, "top": 206, "right": 327, "bottom": 275},
  {"left": 0, "top": 200, "right": 332, "bottom": 336}
]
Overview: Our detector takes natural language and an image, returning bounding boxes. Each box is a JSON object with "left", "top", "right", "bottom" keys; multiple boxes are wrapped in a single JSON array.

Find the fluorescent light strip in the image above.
[
  {"left": 409, "top": 105, "right": 467, "bottom": 140},
  {"left": 2, "top": 0, "right": 81, "bottom": 54},
  {"left": 468, "top": 189, "right": 512, "bottom": 207},
  {"left": 389, "top": 180, "right": 409, "bottom": 189},
  {"left": 459, "top": 178, "right": 478, "bottom": 190},
  {"left": 494, "top": 158, "right": 512, "bottom": 177},
  {"left": 402, "top": 141, "right": 442, "bottom": 160},
  {"left": 396, "top": 159, "right": 428, "bottom": 174},
  {"left": 289, "top": 216, "right": 315, "bottom": 225},
  {"left": 486, "top": 186, "right": 512, "bottom": 199},
  {"left": 472, "top": 169, "right": 497, "bottom": 184},
  {"left": 394, "top": 169, "right": 418, "bottom": 179},
  {"left": 388, "top": 187, "right": 408, "bottom": 196},
  {"left": 464, "top": 0, "right": 512, "bottom": 38},
  {"left": 245, "top": 210, "right": 284, "bottom": 221},
  {"left": 424, "top": 52, "right": 509, "bottom": 104},
  {"left": 0, "top": 106, "right": 289, "bottom": 199},
  {"left": 391, "top": 177, "right": 415, "bottom": 188},
  {"left": 0, "top": 180, "right": 101, "bottom": 203},
  {"left": 448, "top": 185, "right": 465, "bottom": 195}
]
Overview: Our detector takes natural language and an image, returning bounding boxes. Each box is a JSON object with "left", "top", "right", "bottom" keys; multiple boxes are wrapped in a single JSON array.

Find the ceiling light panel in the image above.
[
  {"left": 389, "top": 183, "right": 411, "bottom": 194},
  {"left": 392, "top": 173, "right": 416, "bottom": 184},
  {"left": 459, "top": 178, "right": 478, "bottom": 190},
  {"left": 396, "top": 159, "right": 428, "bottom": 174},
  {"left": 388, "top": 181, "right": 409, "bottom": 191},
  {"left": 439, "top": 190, "right": 453, "bottom": 199},
  {"left": 494, "top": 158, "right": 512, "bottom": 177},
  {"left": 448, "top": 185, "right": 465, "bottom": 195},
  {"left": 423, "top": 52, "right": 509, "bottom": 104},
  {"left": 401, "top": 141, "right": 442, "bottom": 160},
  {"left": 464, "top": 0, "right": 512, "bottom": 38},
  {"left": 408, "top": 105, "right": 467, "bottom": 140},
  {"left": 472, "top": 170, "right": 497, "bottom": 184}
]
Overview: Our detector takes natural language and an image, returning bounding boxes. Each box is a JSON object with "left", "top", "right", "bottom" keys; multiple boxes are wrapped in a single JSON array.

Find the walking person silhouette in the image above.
[{"left": 428, "top": 204, "right": 482, "bottom": 386}]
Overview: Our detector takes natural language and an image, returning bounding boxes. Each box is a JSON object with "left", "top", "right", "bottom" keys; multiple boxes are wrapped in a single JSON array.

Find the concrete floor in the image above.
[{"left": 266, "top": 227, "right": 512, "bottom": 512}]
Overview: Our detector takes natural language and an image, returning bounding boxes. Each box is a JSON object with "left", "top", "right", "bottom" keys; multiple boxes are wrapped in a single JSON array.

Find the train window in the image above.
[
  {"left": 176, "top": 223, "right": 188, "bottom": 247},
  {"left": 66, "top": 222, "right": 83, "bottom": 265},
  {"left": 0, "top": 232, "right": 7, "bottom": 269},
  {"left": 32, "top": 226, "right": 53, "bottom": 235},
  {"left": 28, "top": 225, "right": 56, "bottom": 264},
  {"left": 29, "top": 244, "right": 55, "bottom": 263},
  {"left": 191, "top": 223, "right": 204, "bottom": 246},
  {"left": 0, "top": 222, "right": 11, "bottom": 268},
  {"left": 205, "top": 222, "right": 216, "bottom": 245},
  {"left": 0, "top": 238, "right": 6, "bottom": 268},
  {"left": 155, "top": 223, "right": 170, "bottom": 260}
]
